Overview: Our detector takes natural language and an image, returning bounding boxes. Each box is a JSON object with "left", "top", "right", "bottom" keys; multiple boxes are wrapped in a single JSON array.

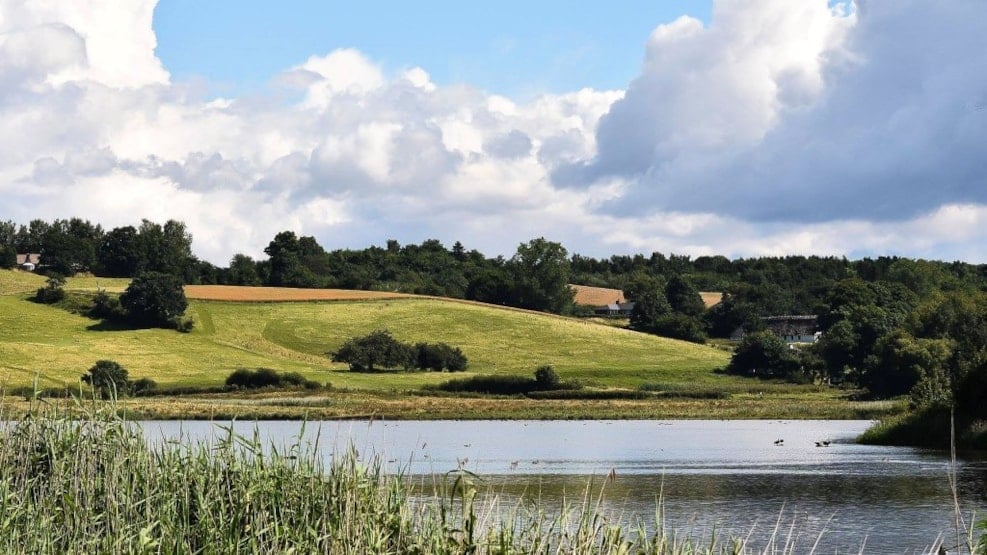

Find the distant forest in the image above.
[{"left": 6, "top": 216, "right": 987, "bottom": 445}]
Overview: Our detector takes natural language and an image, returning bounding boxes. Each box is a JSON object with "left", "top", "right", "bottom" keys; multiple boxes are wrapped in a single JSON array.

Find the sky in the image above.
[{"left": 1, "top": 0, "right": 986, "bottom": 265}]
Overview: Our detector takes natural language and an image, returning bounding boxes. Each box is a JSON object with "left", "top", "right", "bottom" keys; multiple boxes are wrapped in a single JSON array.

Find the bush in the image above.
[
  {"left": 431, "top": 375, "right": 535, "bottom": 395},
  {"left": 131, "top": 377, "right": 158, "bottom": 395},
  {"left": 526, "top": 389, "right": 645, "bottom": 400},
  {"left": 224, "top": 368, "right": 321, "bottom": 390},
  {"left": 727, "top": 331, "right": 800, "bottom": 379},
  {"left": 432, "top": 367, "right": 575, "bottom": 396},
  {"left": 35, "top": 273, "right": 66, "bottom": 304},
  {"left": 82, "top": 360, "right": 130, "bottom": 398},
  {"left": 90, "top": 289, "right": 125, "bottom": 320},
  {"left": 414, "top": 342, "right": 469, "bottom": 372},
  {"left": 119, "top": 271, "right": 189, "bottom": 329},
  {"left": 534, "top": 365, "right": 560, "bottom": 389},
  {"left": 653, "top": 314, "right": 707, "bottom": 343},
  {"left": 176, "top": 316, "right": 195, "bottom": 333}
]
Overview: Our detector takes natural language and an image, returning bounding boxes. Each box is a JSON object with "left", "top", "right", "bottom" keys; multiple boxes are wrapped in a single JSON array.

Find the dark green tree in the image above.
[
  {"left": 0, "top": 245, "right": 16, "bottom": 269},
  {"left": 861, "top": 330, "right": 951, "bottom": 398},
  {"left": 506, "top": 238, "right": 574, "bottom": 313},
  {"left": 653, "top": 313, "right": 707, "bottom": 343},
  {"left": 264, "top": 231, "right": 319, "bottom": 287},
  {"left": 703, "top": 293, "right": 761, "bottom": 338},
  {"left": 665, "top": 275, "right": 706, "bottom": 317},
  {"left": 138, "top": 219, "right": 194, "bottom": 277},
  {"left": 0, "top": 220, "right": 16, "bottom": 269},
  {"left": 119, "top": 272, "right": 189, "bottom": 328},
  {"left": 622, "top": 271, "right": 665, "bottom": 303},
  {"left": 465, "top": 266, "right": 515, "bottom": 305},
  {"left": 227, "top": 253, "right": 261, "bottom": 286},
  {"left": 40, "top": 225, "right": 94, "bottom": 276},
  {"left": 14, "top": 219, "right": 50, "bottom": 253},
  {"left": 82, "top": 360, "right": 130, "bottom": 397},
  {"left": 330, "top": 330, "right": 414, "bottom": 372},
  {"left": 727, "top": 331, "right": 800, "bottom": 379},
  {"left": 97, "top": 226, "right": 143, "bottom": 277},
  {"left": 629, "top": 290, "right": 671, "bottom": 333}
]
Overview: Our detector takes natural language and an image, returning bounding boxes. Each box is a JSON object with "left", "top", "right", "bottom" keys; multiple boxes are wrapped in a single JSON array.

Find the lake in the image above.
[{"left": 139, "top": 419, "right": 987, "bottom": 553}]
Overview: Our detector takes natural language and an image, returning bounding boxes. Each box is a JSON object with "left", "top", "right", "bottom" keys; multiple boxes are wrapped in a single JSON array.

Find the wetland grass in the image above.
[{"left": 0, "top": 403, "right": 926, "bottom": 554}]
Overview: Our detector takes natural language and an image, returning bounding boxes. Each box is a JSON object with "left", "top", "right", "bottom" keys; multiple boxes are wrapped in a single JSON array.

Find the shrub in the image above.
[
  {"left": 35, "top": 273, "right": 66, "bottom": 304},
  {"left": 176, "top": 316, "right": 195, "bottom": 333},
  {"left": 433, "top": 367, "right": 575, "bottom": 396},
  {"left": 653, "top": 314, "right": 707, "bottom": 343},
  {"left": 534, "top": 365, "right": 560, "bottom": 389},
  {"left": 131, "top": 377, "right": 158, "bottom": 395},
  {"left": 727, "top": 331, "right": 800, "bottom": 379},
  {"left": 414, "top": 342, "right": 469, "bottom": 372},
  {"left": 225, "top": 368, "right": 321, "bottom": 390},
  {"left": 432, "top": 375, "right": 535, "bottom": 395},
  {"left": 526, "top": 389, "right": 645, "bottom": 400},
  {"left": 90, "top": 289, "right": 125, "bottom": 320},
  {"left": 82, "top": 360, "right": 130, "bottom": 397}
]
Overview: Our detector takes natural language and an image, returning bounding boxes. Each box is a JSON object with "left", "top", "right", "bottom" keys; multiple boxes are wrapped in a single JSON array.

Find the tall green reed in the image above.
[{"left": 0, "top": 400, "right": 972, "bottom": 554}]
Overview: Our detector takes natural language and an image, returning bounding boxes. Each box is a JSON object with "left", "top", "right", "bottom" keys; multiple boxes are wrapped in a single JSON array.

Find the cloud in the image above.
[
  {"left": 1, "top": 0, "right": 986, "bottom": 265},
  {"left": 567, "top": 0, "right": 987, "bottom": 227}
]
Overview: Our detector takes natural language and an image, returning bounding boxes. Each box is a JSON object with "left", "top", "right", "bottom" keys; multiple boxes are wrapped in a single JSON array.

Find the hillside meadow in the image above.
[{"left": 0, "top": 271, "right": 902, "bottom": 419}]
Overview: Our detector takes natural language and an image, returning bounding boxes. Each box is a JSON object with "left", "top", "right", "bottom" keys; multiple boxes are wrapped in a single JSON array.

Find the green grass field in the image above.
[{"left": 0, "top": 270, "right": 730, "bottom": 391}]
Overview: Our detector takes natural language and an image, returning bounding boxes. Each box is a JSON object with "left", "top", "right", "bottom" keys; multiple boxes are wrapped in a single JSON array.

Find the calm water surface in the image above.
[{"left": 140, "top": 420, "right": 987, "bottom": 553}]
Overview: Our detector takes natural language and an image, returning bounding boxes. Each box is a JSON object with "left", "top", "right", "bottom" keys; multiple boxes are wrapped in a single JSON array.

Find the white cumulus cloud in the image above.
[{"left": 1, "top": 0, "right": 986, "bottom": 265}]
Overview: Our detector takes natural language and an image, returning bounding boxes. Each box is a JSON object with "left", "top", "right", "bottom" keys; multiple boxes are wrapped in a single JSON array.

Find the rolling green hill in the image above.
[{"left": 0, "top": 270, "right": 730, "bottom": 391}]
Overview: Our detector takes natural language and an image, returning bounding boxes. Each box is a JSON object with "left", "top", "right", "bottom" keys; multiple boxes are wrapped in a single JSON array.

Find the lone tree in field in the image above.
[
  {"left": 330, "top": 330, "right": 414, "bottom": 372},
  {"left": 119, "top": 271, "right": 189, "bottom": 328},
  {"left": 82, "top": 360, "right": 130, "bottom": 397}
]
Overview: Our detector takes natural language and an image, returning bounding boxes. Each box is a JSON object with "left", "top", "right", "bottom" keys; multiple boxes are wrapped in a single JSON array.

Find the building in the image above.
[
  {"left": 593, "top": 302, "right": 636, "bottom": 317},
  {"left": 731, "top": 315, "right": 820, "bottom": 343},
  {"left": 16, "top": 253, "right": 41, "bottom": 272}
]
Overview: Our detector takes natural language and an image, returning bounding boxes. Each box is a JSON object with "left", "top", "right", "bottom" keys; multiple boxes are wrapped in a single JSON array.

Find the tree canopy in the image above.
[{"left": 119, "top": 272, "right": 189, "bottom": 329}]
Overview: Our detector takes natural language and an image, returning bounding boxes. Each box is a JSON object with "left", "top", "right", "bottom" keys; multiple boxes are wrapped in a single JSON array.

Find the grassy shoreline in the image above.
[{"left": 9, "top": 389, "right": 907, "bottom": 421}]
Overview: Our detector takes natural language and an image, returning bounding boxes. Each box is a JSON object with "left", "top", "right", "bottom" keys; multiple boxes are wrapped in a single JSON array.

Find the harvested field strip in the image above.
[
  {"left": 570, "top": 284, "right": 626, "bottom": 306},
  {"left": 183, "top": 285, "right": 412, "bottom": 302},
  {"left": 700, "top": 291, "right": 723, "bottom": 308}
]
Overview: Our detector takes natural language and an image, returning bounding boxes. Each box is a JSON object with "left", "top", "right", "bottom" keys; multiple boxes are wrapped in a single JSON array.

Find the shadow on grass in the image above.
[{"left": 86, "top": 319, "right": 147, "bottom": 332}]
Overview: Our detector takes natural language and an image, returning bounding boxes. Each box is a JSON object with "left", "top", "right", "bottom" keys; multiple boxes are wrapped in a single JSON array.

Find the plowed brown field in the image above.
[{"left": 183, "top": 285, "right": 412, "bottom": 302}]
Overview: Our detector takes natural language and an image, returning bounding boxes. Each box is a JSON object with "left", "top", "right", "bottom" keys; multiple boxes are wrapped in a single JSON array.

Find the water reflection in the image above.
[{"left": 139, "top": 419, "right": 987, "bottom": 552}]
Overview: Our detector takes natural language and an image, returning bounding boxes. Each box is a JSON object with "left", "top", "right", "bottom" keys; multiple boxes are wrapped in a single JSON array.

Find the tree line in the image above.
[{"left": 9, "top": 217, "right": 987, "bottom": 409}]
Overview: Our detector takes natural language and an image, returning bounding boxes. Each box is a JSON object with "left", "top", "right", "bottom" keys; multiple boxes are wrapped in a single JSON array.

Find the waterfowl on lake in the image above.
[{"left": 774, "top": 439, "right": 784, "bottom": 445}]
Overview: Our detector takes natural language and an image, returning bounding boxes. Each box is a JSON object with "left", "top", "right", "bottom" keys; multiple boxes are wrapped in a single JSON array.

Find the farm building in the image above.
[
  {"left": 16, "top": 253, "right": 40, "bottom": 272},
  {"left": 731, "top": 315, "right": 820, "bottom": 343},
  {"left": 594, "top": 302, "right": 636, "bottom": 317}
]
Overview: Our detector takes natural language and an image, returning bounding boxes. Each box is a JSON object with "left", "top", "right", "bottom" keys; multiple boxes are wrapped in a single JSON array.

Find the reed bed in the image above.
[{"left": 0, "top": 403, "right": 961, "bottom": 554}]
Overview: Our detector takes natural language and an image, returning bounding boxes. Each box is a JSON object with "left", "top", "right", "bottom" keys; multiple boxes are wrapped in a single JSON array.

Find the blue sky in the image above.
[{"left": 153, "top": 0, "right": 712, "bottom": 98}]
